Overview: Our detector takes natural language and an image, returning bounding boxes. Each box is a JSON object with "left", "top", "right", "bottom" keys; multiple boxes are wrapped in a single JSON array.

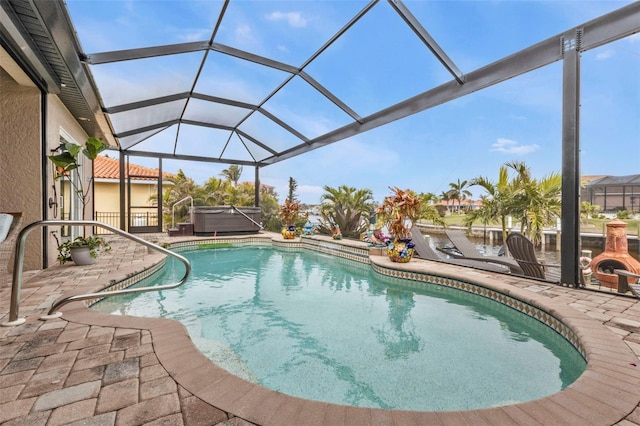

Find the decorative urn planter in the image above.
[
  {"left": 376, "top": 187, "right": 421, "bottom": 264},
  {"left": 282, "top": 226, "right": 296, "bottom": 239},
  {"left": 387, "top": 238, "right": 415, "bottom": 263}
]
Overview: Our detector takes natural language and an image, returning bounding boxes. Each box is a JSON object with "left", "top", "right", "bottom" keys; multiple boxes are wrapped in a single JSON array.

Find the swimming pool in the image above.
[{"left": 93, "top": 245, "right": 586, "bottom": 411}]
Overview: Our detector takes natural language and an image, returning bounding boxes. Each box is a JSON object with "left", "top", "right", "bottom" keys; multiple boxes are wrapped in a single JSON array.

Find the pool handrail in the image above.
[
  {"left": 230, "top": 205, "right": 264, "bottom": 229},
  {"left": 2, "top": 220, "right": 191, "bottom": 326},
  {"left": 171, "top": 196, "right": 193, "bottom": 229}
]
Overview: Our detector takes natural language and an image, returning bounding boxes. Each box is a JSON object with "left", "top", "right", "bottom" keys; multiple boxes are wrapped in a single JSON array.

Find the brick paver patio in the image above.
[{"left": 1, "top": 233, "right": 639, "bottom": 425}]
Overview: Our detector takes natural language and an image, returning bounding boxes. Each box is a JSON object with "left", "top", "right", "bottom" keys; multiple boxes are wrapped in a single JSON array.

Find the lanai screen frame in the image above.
[{"left": 24, "top": 0, "right": 640, "bottom": 285}]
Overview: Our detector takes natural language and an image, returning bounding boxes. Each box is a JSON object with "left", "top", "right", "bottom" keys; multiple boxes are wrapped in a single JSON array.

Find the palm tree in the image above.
[
  {"left": 418, "top": 192, "right": 445, "bottom": 226},
  {"left": 448, "top": 179, "right": 472, "bottom": 213},
  {"left": 516, "top": 171, "right": 562, "bottom": 244},
  {"left": 467, "top": 164, "right": 518, "bottom": 243},
  {"left": 202, "top": 176, "right": 229, "bottom": 205},
  {"left": 580, "top": 201, "right": 599, "bottom": 224},
  {"left": 151, "top": 169, "right": 202, "bottom": 227},
  {"left": 222, "top": 184, "right": 251, "bottom": 206},
  {"left": 319, "top": 185, "right": 373, "bottom": 238},
  {"left": 467, "top": 161, "right": 561, "bottom": 245},
  {"left": 439, "top": 190, "right": 451, "bottom": 214},
  {"left": 220, "top": 165, "right": 243, "bottom": 186}
]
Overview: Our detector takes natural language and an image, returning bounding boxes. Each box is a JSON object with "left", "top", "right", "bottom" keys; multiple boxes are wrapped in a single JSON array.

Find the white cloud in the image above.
[
  {"left": 596, "top": 50, "right": 615, "bottom": 60},
  {"left": 235, "top": 24, "right": 255, "bottom": 44},
  {"left": 490, "top": 138, "right": 540, "bottom": 155},
  {"left": 180, "top": 29, "right": 211, "bottom": 42},
  {"left": 265, "top": 11, "right": 308, "bottom": 28},
  {"left": 628, "top": 33, "right": 640, "bottom": 43},
  {"left": 297, "top": 185, "right": 325, "bottom": 203}
]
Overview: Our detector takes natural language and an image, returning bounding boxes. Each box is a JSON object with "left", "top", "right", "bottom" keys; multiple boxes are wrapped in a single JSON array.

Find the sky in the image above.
[{"left": 66, "top": 0, "right": 640, "bottom": 205}]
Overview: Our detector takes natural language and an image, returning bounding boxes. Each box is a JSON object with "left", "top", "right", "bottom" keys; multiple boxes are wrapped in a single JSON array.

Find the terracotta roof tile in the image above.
[{"left": 94, "top": 156, "right": 174, "bottom": 180}]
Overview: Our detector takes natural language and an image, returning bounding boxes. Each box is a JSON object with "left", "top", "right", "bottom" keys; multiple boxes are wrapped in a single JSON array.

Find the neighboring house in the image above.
[
  {"left": 581, "top": 174, "right": 640, "bottom": 213},
  {"left": 93, "top": 156, "right": 174, "bottom": 232},
  {"left": 437, "top": 199, "right": 482, "bottom": 213}
]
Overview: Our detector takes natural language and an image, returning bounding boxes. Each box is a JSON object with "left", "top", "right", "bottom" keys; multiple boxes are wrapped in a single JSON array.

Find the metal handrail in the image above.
[
  {"left": 171, "top": 196, "right": 193, "bottom": 229},
  {"left": 230, "top": 205, "right": 264, "bottom": 229},
  {"left": 2, "top": 220, "right": 191, "bottom": 326}
]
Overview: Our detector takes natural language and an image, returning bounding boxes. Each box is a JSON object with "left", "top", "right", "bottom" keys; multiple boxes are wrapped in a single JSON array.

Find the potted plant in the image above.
[
  {"left": 57, "top": 235, "right": 111, "bottom": 265},
  {"left": 279, "top": 198, "right": 301, "bottom": 239},
  {"left": 331, "top": 224, "right": 342, "bottom": 240},
  {"left": 375, "top": 187, "right": 421, "bottom": 262},
  {"left": 49, "top": 137, "right": 110, "bottom": 264}
]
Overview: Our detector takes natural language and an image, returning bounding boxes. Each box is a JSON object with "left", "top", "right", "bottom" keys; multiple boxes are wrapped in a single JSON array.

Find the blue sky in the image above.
[{"left": 66, "top": 0, "right": 639, "bottom": 205}]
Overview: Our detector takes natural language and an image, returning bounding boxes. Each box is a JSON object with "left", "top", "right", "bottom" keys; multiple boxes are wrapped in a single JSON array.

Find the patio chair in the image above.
[
  {"left": 439, "top": 229, "right": 524, "bottom": 274},
  {"left": 613, "top": 270, "right": 640, "bottom": 297},
  {"left": 409, "top": 227, "right": 510, "bottom": 274},
  {"left": 0, "top": 212, "right": 24, "bottom": 287},
  {"left": 505, "top": 232, "right": 559, "bottom": 280}
]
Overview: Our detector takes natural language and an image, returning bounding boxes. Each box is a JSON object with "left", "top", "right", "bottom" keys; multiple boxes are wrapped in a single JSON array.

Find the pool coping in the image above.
[{"left": 57, "top": 235, "right": 640, "bottom": 425}]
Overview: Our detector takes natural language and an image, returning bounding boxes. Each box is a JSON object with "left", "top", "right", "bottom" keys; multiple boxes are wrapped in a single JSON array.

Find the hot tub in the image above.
[{"left": 191, "top": 206, "right": 261, "bottom": 235}]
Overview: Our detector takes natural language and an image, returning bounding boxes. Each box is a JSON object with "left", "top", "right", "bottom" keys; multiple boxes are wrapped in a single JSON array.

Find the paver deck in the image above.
[{"left": 1, "top": 232, "right": 640, "bottom": 425}]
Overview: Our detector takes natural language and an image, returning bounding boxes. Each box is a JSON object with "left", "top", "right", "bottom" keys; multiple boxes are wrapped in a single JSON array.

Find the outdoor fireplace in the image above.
[{"left": 590, "top": 219, "right": 640, "bottom": 289}]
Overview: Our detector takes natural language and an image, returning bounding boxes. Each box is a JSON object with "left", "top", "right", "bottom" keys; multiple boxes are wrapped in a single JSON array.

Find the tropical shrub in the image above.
[
  {"left": 317, "top": 185, "right": 373, "bottom": 239},
  {"left": 375, "top": 187, "right": 421, "bottom": 241}
]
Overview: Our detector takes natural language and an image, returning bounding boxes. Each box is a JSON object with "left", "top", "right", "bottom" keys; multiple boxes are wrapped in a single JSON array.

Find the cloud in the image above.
[
  {"left": 180, "top": 29, "right": 211, "bottom": 42},
  {"left": 235, "top": 24, "right": 256, "bottom": 44},
  {"left": 596, "top": 50, "right": 615, "bottom": 60},
  {"left": 265, "top": 11, "right": 308, "bottom": 28},
  {"left": 490, "top": 138, "right": 540, "bottom": 155},
  {"left": 297, "top": 185, "right": 325, "bottom": 202}
]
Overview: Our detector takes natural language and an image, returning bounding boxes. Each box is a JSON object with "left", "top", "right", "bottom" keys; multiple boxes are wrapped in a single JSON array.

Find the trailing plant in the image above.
[{"left": 48, "top": 137, "right": 109, "bottom": 222}]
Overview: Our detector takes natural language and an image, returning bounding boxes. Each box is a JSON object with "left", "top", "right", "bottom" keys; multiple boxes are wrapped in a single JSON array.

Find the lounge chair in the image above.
[
  {"left": 0, "top": 212, "right": 24, "bottom": 287},
  {"left": 409, "top": 227, "right": 510, "bottom": 274},
  {"left": 439, "top": 229, "right": 524, "bottom": 274},
  {"left": 505, "top": 232, "right": 559, "bottom": 280},
  {"left": 614, "top": 270, "right": 640, "bottom": 297}
]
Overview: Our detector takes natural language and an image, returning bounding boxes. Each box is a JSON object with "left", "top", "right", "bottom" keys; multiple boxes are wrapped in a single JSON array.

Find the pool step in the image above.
[{"left": 168, "top": 222, "right": 194, "bottom": 236}]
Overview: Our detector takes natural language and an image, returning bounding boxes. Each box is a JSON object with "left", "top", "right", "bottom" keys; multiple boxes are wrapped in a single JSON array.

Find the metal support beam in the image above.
[
  {"left": 388, "top": 0, "right": 464, "bottom": 84},
  {"left": 560, "top": 30, "right": 582, "bottom": 286},
  {"left": 157, "top": 158, "right": 163, "bottom": 231},
  {"left": 261, "top": 2, "right": 640, "bottom": 165},
  {"left": 119, "top": 152, "right": 126, "bottom": 230},
  {"left": 83, "top": 41, "right": 209, "bottom": 64},
  {"left": 124, "top": 150, "right": 258, "bottom": 167},
  {"left": 254, "top": 166, "right": 260, "bottom": 208}
]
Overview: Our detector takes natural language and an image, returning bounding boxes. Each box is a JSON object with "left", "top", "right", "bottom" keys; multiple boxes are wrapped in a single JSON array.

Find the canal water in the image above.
[{"left": 423, "top": 233, "right": 640, "bottom": 270}]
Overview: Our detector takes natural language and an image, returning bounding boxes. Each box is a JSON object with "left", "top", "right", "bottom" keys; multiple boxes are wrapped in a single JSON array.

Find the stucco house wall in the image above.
[
  {"left": 1, "top": 54, "right": 93, "bottom": 270},
  {"left": 94, "top": 180, "right": 158, "bottom": 214},
  {"left": 0, "top": 67, "right": 42, "bottom": 270}
]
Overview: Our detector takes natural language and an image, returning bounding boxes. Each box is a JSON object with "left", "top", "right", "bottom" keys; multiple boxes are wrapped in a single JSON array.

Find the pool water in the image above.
[{"left": 93, "top": 246, "right": 586, "bottom": 411}]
